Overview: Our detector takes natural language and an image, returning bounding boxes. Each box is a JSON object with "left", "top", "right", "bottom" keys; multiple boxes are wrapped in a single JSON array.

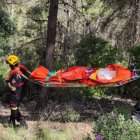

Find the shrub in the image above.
[
  {"left": 67, "top": 108, "right": 80, "bottom": 122},
  {"left": 0, "top": 9, "right": 16, "bottom": 37},
  {"left": 94, "top": 110, "right": 140, "bottom": 140},
  {"left": 74, "top": 36, "right": 119, "bottom": 98},
  {"left": 74, "top": 36, "right": 117, "bottom": 67}
]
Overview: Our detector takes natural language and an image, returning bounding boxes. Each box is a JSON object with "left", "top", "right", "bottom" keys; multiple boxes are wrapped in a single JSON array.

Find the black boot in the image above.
[
  {"left": 8, "top": 115, "right": 16, "bottom": 127},
  {"left": 17, "top": 110, "right": 28, "bottom": 128}
]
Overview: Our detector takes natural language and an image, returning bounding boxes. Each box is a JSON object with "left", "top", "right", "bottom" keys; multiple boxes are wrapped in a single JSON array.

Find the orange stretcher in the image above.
[{"left": 29, "top": 64, "right": 139, "bottom": 87}]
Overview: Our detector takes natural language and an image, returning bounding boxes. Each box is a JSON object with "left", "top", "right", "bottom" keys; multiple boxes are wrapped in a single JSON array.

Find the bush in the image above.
[
  {"left": 67, "top": 108, "right": 80, "bottom": 122},
  {"left": 94, "top": 110, "right": 140, "bottom": 140},
  {"left": 74, "top": 36, "right": 117, "bottom": 67},
  {"left": 74, "top": 36, "right": 119, "bottom": 98},
  {"left": 0, "top": 64, "right": 10, "bottom": 100},
  {"left": 0, "top": 9, "right": 16, "bottom": 37},
  {"left": 129, "top": 44, "right": 140, "bottom": 68},
  {"left": 124, "top": 44, "right": 140, "bottom": 99}
]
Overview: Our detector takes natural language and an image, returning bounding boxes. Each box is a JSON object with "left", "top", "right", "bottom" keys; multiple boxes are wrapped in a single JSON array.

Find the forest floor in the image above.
[{"left": 0, "top": 95, "right": 136, "bottom": 140}]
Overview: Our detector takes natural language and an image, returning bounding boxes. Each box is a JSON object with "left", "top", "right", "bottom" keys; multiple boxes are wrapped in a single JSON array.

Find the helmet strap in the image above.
[{"left": 9, "top": 63, "right": 19, "bottom": 70}]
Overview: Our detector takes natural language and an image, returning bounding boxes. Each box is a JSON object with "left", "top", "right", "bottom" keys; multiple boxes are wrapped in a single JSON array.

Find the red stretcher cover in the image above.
[{"left": 29, "top": 64, "right": 135, "bottom": 86}]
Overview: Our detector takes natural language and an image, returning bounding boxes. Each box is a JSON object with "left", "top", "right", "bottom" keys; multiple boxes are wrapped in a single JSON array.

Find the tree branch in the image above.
[{"left": 9, "top": 37, "right": 44, "bottom": 54}]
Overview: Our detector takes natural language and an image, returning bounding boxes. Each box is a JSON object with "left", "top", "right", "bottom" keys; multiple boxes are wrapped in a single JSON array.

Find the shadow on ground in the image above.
[{"left": 0, "top": 91, "right": 136, "bottom": 125}]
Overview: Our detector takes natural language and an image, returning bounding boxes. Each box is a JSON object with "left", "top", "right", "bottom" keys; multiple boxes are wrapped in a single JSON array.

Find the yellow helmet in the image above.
[{"left": 6, "top": 55, "right": 19, "bottom": 65}]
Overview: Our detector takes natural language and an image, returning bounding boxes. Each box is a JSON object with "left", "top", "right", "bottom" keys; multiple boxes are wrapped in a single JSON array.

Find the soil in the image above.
[{"left": 0, "top": 97, "right": 136, "bottom": 139}]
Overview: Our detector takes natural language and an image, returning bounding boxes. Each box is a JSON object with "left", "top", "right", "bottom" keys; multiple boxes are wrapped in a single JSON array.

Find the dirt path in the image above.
[{"left": 0, "top": 106, "right": 95, "bottom": 140}]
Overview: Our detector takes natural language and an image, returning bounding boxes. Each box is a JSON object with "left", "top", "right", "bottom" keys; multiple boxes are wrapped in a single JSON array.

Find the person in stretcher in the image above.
[{"left": 29, "top": 64, "right": 135, "bottom": 86}]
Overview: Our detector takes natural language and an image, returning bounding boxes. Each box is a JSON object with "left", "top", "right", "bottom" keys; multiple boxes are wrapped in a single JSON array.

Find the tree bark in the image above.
[
  {"left": 36, "top": 0, "right": 59, "bottom": 111},
  {"left": 46, "top": 0, "right": 59, "bottom": 70}
]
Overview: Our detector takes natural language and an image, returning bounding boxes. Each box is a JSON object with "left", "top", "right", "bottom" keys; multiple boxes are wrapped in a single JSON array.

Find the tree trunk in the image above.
[
  {"left": 36, "top": 0, "right": 59, "bottom": 111},
  {"left": 46, "top": 0, "right": 59, "bottom": 70}
]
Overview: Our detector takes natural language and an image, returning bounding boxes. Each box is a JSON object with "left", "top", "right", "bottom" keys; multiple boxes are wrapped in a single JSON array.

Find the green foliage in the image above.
[
  {"left": 114, "top": 104, "right": 132, "bottom": 120},
  {"left": 75, "top": 36, "right": 117, "bottom": 67},
  {"left": 89, "top": 87, "right": 107, "bottom": 99},
  {"left": 20, "top": 46, "right": 39, "bottom": 71},
  {"left": 6, "top": 127, "right": 36, "bottom": 140},
  {"left": 0, "top": 9, "right": 16, "bottom": 56},
  {"left": 121, "top": 45, "right": 140, "bottom": 99},
  {"left": 27, "top": 5, "right": 48, "bottom": 22},
  {"left": 94, "top": 111, "right": 140, "bottom": 140},
  {"left": 0, "top": 38, "right": 11, "bottom": 55},
  {"left": 129, "top": 44, "right": 140, "bottom": 68},
  {"left": 67, "top": 108, "right": 80, "bottom": 122},
  {"left": 0, "top": 9, "right": 16, "bottom": 37},
  {"left": 0, "top": 64, "right": 13, "bottom": 103},
  {"left": 74, "top": 36, "right": 118, "bottom": 98},
  {"left": 42, "top": 127, "right": 73, "bottom": 140}
]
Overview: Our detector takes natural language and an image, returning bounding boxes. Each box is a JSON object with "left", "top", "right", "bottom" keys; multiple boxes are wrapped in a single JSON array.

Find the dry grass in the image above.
[
  {"left": 0, "top": 121, "right": 95, "bottom": 140},
  {"left": 0, "top": 94, "right": 135, "bottom": 140}
]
